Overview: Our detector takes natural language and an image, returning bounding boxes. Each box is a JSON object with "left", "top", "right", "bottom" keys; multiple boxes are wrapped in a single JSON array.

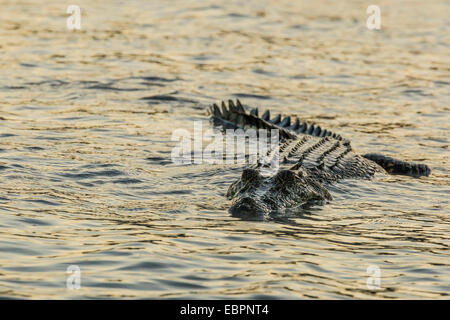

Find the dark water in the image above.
[{"left": 0, "top": 0, "right": 449, "bottom": 299}]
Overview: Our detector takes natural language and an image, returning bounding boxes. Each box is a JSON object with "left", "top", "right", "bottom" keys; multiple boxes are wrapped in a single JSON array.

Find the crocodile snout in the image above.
[{"left": 229, "top": 197, "right": 267, "bottom": 217}]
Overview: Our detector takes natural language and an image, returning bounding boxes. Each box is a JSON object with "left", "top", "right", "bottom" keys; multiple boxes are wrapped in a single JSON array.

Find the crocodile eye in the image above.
[
  {"left": 275, "top": 170, "right": 296, "bottom": 184},
  {"left": 241, "top": 168, "right": 261, "bottom": 182}
]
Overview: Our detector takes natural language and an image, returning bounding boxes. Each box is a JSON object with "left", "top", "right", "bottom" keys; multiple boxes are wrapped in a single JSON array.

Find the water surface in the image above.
[{"left": 0, "top": 0, "right": 449, "bottom": 299}]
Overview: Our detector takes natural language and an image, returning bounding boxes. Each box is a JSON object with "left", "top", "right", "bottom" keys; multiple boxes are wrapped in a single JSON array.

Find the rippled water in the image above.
[{"left": 0, "top": 0, "right": 449, "bottom": 299}]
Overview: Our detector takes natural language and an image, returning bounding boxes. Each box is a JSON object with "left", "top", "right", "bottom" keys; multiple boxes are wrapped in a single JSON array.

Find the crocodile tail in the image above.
[
  {"left": 208, "top": 99, "right": 345, "bottom": 142},
  {"left": 362, "top": 153, "right": 431, "bottom": 177},
  {"left": 208, "top": 99, "right": 297, "bottom": 140}
]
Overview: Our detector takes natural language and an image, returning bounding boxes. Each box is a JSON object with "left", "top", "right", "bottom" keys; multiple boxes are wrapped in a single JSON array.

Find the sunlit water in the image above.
[{"left": 0, "top": 0, "right": 449, "bottom": 299}]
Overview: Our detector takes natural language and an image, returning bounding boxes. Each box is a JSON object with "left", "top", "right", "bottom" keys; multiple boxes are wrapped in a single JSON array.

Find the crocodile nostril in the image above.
[
  {"left": 230, "top": 197, "right": 264, "bottom": 216},
  {"left": 238, "top": 197, "right": 257, "bottom": 208}
]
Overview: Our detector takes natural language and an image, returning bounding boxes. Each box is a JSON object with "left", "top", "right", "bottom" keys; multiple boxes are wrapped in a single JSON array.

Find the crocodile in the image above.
[{"left": 208, "top": 99, "right": 431, "bottom": 218}]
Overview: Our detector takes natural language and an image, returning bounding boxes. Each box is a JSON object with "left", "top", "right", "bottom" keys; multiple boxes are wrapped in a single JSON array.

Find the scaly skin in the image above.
[{"left": 208, "top": 99, "right": 431, "bottom": 217}]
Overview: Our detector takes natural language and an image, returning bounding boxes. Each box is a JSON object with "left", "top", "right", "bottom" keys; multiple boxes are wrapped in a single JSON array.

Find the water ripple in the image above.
[{"left": 0, "top": 0, "right": 448, "bottom": 299}]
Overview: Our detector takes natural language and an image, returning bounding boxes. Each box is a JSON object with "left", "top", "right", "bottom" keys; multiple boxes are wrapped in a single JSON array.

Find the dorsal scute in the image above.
[
  {"left": 279, "top": 135, "right": 379, "bottom": 182},
  {"left": 208, "top": 99, "right": 345, "bottom": 143}
]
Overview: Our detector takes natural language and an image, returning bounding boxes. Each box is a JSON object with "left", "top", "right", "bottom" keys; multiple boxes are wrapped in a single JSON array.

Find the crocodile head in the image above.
[{"left": 227, "top": 167, "right": 332, "bottom": 218}]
